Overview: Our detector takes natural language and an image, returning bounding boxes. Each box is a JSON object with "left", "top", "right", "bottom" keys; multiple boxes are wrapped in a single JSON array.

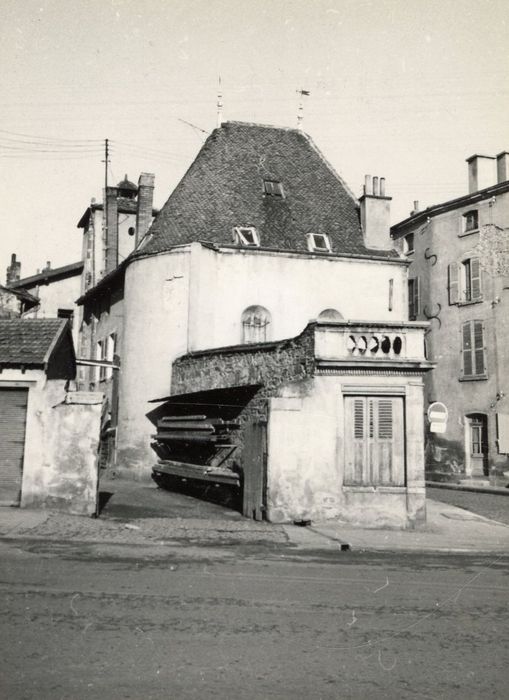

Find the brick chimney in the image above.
[
  {"left": 6, "top": 253, "right": 21, "bottom": 286},
  {"left": 467, "top": 154, "right": 496, "bottom": 193},
  {"left": 104, "top": 186, "right": 119, "bottom": 274},
  {"left": 496, "top": 151, "right": 509, "bottom": 184},
  {"left": 359, "top": 175, "right": 392, "bottom": 250},
  {"left": 135, "top": 173, "right": 155, "bottom": 246}
]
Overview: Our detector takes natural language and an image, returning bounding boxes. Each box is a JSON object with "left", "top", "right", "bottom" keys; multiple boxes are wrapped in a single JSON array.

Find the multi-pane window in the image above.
[
  {"left": 344, "top": 396, "right": 405, "bottom": 486},
  {"left": 463, "top": 210, "right": 479, "bottom": 233},
  {"left": 408, "top": 277, "right": 419, "bottom": 320},
  {"left": 461, "top": 320, "right": 486, "bottom": 378},
  {"left": 448, "top": 257, "right": 482, "bottom": 304},
  {"left": 241, "top": 306, "right": 271, "bottom": 343}
]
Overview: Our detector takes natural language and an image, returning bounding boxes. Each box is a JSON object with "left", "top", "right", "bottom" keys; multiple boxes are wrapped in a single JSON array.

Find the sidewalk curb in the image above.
[{"left": 426, "top": 481, "right": 509, "bottom": 496}]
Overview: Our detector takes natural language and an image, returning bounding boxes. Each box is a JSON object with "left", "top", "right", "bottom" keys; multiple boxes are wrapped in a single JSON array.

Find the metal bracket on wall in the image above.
[
  {"left": 423, "top": 302, "right": 442, "bottom": 328},
  {"left": 424, "top": 248, "right": 437, "bottom": 265}
]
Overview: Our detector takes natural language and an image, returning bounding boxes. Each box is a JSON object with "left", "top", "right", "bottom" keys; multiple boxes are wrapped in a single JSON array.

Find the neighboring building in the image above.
[
  {"left": 0, "top": 282, "right": 39, "bottom": 319},
  {"left": 391, "top": 151, "right": 509, "bottom": 480},
  {"left": 8, "top": 260, "right": 84, "bottom": 346},
  {"left": 79, "top": 121, "right": 432, "bottom": 527},
  {"left": 0, "top": 318, "right": 103, "bottom": 514}
]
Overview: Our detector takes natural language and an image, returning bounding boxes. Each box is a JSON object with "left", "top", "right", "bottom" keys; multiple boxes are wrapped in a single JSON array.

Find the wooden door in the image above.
[
  {"left": 344, "top": 396, "right": 405, "bottom": 486},
  {"left": 0, "top": 388, "right": 28, "bottom": 505},
  {"left": 242, "top": 420, "right": 266, "bottom": 520}
]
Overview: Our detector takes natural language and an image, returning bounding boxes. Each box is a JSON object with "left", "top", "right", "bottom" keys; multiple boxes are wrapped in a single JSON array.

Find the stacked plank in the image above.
[
  {"left": 152, "top": 414, "right": 241, "bottom": 487},
  {"left": 153, "top": 415, "right": 240, "bottom": 445}
]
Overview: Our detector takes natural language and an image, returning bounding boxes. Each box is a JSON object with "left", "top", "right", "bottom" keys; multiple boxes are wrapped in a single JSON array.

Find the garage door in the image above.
[{"left": 0, "top": 388, "right": 28, "bottom": 505}]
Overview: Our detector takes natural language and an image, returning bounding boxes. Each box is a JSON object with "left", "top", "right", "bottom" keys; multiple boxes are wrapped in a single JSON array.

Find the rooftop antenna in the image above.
[
  {"left": 296, "top": 89, "right": 310, "bottom": 129},
  {"left": 216, "top": 76, "right": 223, "bottom": 128}
]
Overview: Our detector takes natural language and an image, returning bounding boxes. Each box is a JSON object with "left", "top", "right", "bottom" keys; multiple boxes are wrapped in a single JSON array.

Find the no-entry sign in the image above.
[{"left": 427, "top": 402, "right": 448, "bottom": 433}]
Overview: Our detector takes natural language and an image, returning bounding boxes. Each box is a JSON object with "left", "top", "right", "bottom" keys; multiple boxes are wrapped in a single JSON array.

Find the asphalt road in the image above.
[
  {"left": 427, "top": 487, "right": 509, "bottom": 526},
  {"left": 0, "top": 537, "right": 507, "bottom": 699}
]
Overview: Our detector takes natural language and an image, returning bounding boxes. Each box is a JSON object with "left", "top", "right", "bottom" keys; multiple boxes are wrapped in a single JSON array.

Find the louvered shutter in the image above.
[
  {"left": 470, "top": 257, "right": 482, "bottom": 300},
  {"left": 378, "top": 400, "right": 393, "bottom": 439},
  {"left": 0, "top": 388, "right": 28, "bottom": 505},
  {"left": 354, "top": 399, "right": 364, "bottom": 439},
  {"left": 412, "top": 277, "right": 419, "bottom": 318},
  {"left": 448, "top": 263, "right": 459, "bottom": 304},
  {"left": 462, "top": 321, "right": 473, "bottom": 376},
  {"left": 473, "top": 320, "right": 485, "bottom": 375}
]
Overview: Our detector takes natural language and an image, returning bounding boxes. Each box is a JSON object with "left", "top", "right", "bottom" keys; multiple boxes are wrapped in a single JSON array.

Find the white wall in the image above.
[
  {"left": 24, "top": 274, "right": 81, "bottom": 346},
  {"left": 117, "top": 243, "right": 409, "bottom": 477},
  {"left": 188, "top": 244, "right": 408, "bottom": 351}
]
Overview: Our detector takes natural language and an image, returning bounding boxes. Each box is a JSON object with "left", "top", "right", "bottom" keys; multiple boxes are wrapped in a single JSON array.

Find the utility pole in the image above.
[
  {"left": 103, "top": 138, "right": 109, "bottom": 191},
  {"left": 102, "top": 138, "right": 111, "bottom": 281}
]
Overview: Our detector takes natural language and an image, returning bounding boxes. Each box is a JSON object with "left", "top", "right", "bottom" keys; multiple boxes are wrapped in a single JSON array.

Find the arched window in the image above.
[
  {"left": 317, "top": 308, "right": 343, "bottom": 322},
  {"left": 241, "top": 305, "right": 271, "bottom": 344}
]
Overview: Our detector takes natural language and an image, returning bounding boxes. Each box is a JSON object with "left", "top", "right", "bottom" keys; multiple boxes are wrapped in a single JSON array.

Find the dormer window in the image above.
[
  {"left": 233, "top": 226, "right": 260, "bottom": 247},
  {"left": 263, "top": 179, "right": 284, "bottom": 198},
  {"left": 306, "top": 233, "right": 331, "bottom": 253},
  {"left": 463, "top": 210, "right": 479, "bottom": 234}
]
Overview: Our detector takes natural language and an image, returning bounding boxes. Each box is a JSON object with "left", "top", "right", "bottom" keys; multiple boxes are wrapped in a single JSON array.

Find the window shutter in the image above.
[
  {"left": 470, "top": 257, "right": 482, "bottom": 300},
  {"left": 413, "top": 277, "right": 419, "bottom": 317},
  {"left": 378, "top": 400, "right": 393, "bottom": 439},
  {"left": 354, "top": 399, "right": 364, "bottom": 439},
  {"left": 496, "top": 414, "right": 509, "bottom": 454},
  {"left": 448, "top": 263, "right": 459, "bottom": 304},
  {"left": 462, "top": 321, "right": 473, "bottom": 376},
  {"left": 473, "top": 320, "right": 485, "bottom": 375}
]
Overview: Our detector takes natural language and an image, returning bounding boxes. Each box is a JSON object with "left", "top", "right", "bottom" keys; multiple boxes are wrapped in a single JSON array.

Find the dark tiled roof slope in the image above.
[
  {"left": 11, "top": 261, "right": 83, "bottom": 289},
  {"left": 136, "top": 121, "right": 395, "bottom": 258},
  {"left": 0, "top": 318, "right": 66, "bottom": 365}
]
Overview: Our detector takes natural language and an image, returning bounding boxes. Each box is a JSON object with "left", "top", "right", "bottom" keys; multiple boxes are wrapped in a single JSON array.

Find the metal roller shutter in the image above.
[{"left": 0, "top": 388, "right": 28, "bottom": 505}]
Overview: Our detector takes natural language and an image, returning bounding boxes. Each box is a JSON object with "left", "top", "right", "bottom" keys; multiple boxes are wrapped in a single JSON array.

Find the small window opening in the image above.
[
  {"left": 241, "top": 305, "right": 271, "bottom": 343},
  {"left": 403, "top": 233, "right": 414, "bottom": 254},
  {"left": 263, "top": 180, "right": 284, "bottom": 198},
  {"left": 463, "top": 210, "right": 479, "bottom": 233},
  {"left": 307, "top": 233, "right": 331, "bottom": 253},
  {"left": 233, "top": 226, "right": 260, "bottom": 247},
  {"left": 128, "top": 226, "right": 136, "bottom": 237}
]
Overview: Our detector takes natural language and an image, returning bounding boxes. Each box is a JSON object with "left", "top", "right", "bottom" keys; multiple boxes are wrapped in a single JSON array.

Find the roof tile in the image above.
[{"left": 0, "top": 319, "right": 66, "bottom": 365}]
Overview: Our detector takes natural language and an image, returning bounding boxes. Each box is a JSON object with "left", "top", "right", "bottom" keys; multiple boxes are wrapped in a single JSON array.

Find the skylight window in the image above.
[
  {"left": 306, "top": 233, "right": 331, "bottom": 253},
  {"left": 263, "top": 180, "right": 284, "bottom": 198},
  {"left": 233, "top": 226, "right": 260, "bottom": 247}
]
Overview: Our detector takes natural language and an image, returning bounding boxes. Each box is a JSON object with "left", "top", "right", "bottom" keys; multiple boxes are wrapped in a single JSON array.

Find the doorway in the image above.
[{"left": 465, "top": 413, "right": 489, "bottom": 477}]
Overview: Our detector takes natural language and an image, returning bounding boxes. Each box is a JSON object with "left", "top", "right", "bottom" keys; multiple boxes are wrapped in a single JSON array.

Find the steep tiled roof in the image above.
[
  {"left": 136, "top": 121, "right": 395, "bottom": 259},
  {"left": 0, "top": 318, "right": 68, "bottom": 365}
]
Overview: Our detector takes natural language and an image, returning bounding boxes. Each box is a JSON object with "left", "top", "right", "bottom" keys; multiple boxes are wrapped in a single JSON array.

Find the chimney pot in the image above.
[
  {"left": 380, "top": 177, "right": 386, "bottom": 197},
  {"left": 373, "top": 176, "right": 379, "bottom": 196},
  {"left": 364, "top": 175, "right": 372, "bottom": 196},
  {"left": 6, "top": 253, "right": 21, "bottom": 286}
]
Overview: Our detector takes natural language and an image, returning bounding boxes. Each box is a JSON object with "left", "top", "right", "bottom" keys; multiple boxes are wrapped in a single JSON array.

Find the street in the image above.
[
  {"left": 1, "top": 535, "right": 507, "bottom": 699},
  {"left": 427, "top": 486, "right": 509, "bottom": 526}
]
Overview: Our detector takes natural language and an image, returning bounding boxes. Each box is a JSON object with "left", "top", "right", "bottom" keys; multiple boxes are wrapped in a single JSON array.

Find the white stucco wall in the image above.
[
  {"left": 266, "top": 374, "right": 426, "bottom": 528},
  {"left": 1, "top": 371, "right": 102, "bottom": 515},
  {"left": 117, "top": 243, "right": 410, "bottom": 477},
  {"left": 188, "top": 244, "right": 408, "bottom": 351},
  {"left": 24, "top": 274, "right": 81, "bottom": 346}
]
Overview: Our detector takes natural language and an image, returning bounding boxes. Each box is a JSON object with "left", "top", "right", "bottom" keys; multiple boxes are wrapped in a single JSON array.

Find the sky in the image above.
[{"left": 1, "top": 0, "right": 508, "bottom": 279}]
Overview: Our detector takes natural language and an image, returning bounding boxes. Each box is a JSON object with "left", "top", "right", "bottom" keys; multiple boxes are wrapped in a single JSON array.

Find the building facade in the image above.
[
  {"left": 79, "top": 121, "right": 432, "bottom": 526},
  {"left": 391, "top": 151, "right": 509, "bottom": 480}
]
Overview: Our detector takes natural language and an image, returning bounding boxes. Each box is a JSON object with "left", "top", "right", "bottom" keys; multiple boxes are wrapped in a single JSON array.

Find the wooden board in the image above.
[{"left": 153, "top": 460, "right": 240, "bottom": 487}]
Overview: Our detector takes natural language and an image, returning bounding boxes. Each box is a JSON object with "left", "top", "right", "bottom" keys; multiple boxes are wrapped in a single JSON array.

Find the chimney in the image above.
[
  {"left": 496, "top": 151, "right": 509, "bottom": 184},
  {"left": 359, "top": 174, "right": 392, "bottom": 250},
  {"left": 44, "top": 261, "right": 51, "bottom": 272},
  {"left": 135, "top": 173, "right": 155, "bottom": 246},
  {"left": 411, "top": 200, "right": 420, "bottom": 216},
  {"left": 105, "top": 186, "right": 119, "bottom": 274},
  {"left": 6, "top": 253, "right": 21, "bottom": 286},
  {"left": 466, "top": 154, "right": 496, "bottom": 193}
]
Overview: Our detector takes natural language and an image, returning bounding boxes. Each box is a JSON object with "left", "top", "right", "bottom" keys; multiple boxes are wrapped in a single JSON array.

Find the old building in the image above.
[
  {"left": 0, "top": 318, "right": 102, "bottom": 514},
  {"left": 391, "top": 151, "right": 509, "bottom": 480},
  {"left": 79, "top": 121, "right": 432, "bottom": 527},
  {"left": 7, "top": 257, "right": 83, "bottom": 346}
]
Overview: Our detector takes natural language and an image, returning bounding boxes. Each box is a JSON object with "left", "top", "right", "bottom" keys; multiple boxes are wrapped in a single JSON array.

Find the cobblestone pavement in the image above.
[{"left": 426, "top": 486, "right": 509, "bottom": 526}]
